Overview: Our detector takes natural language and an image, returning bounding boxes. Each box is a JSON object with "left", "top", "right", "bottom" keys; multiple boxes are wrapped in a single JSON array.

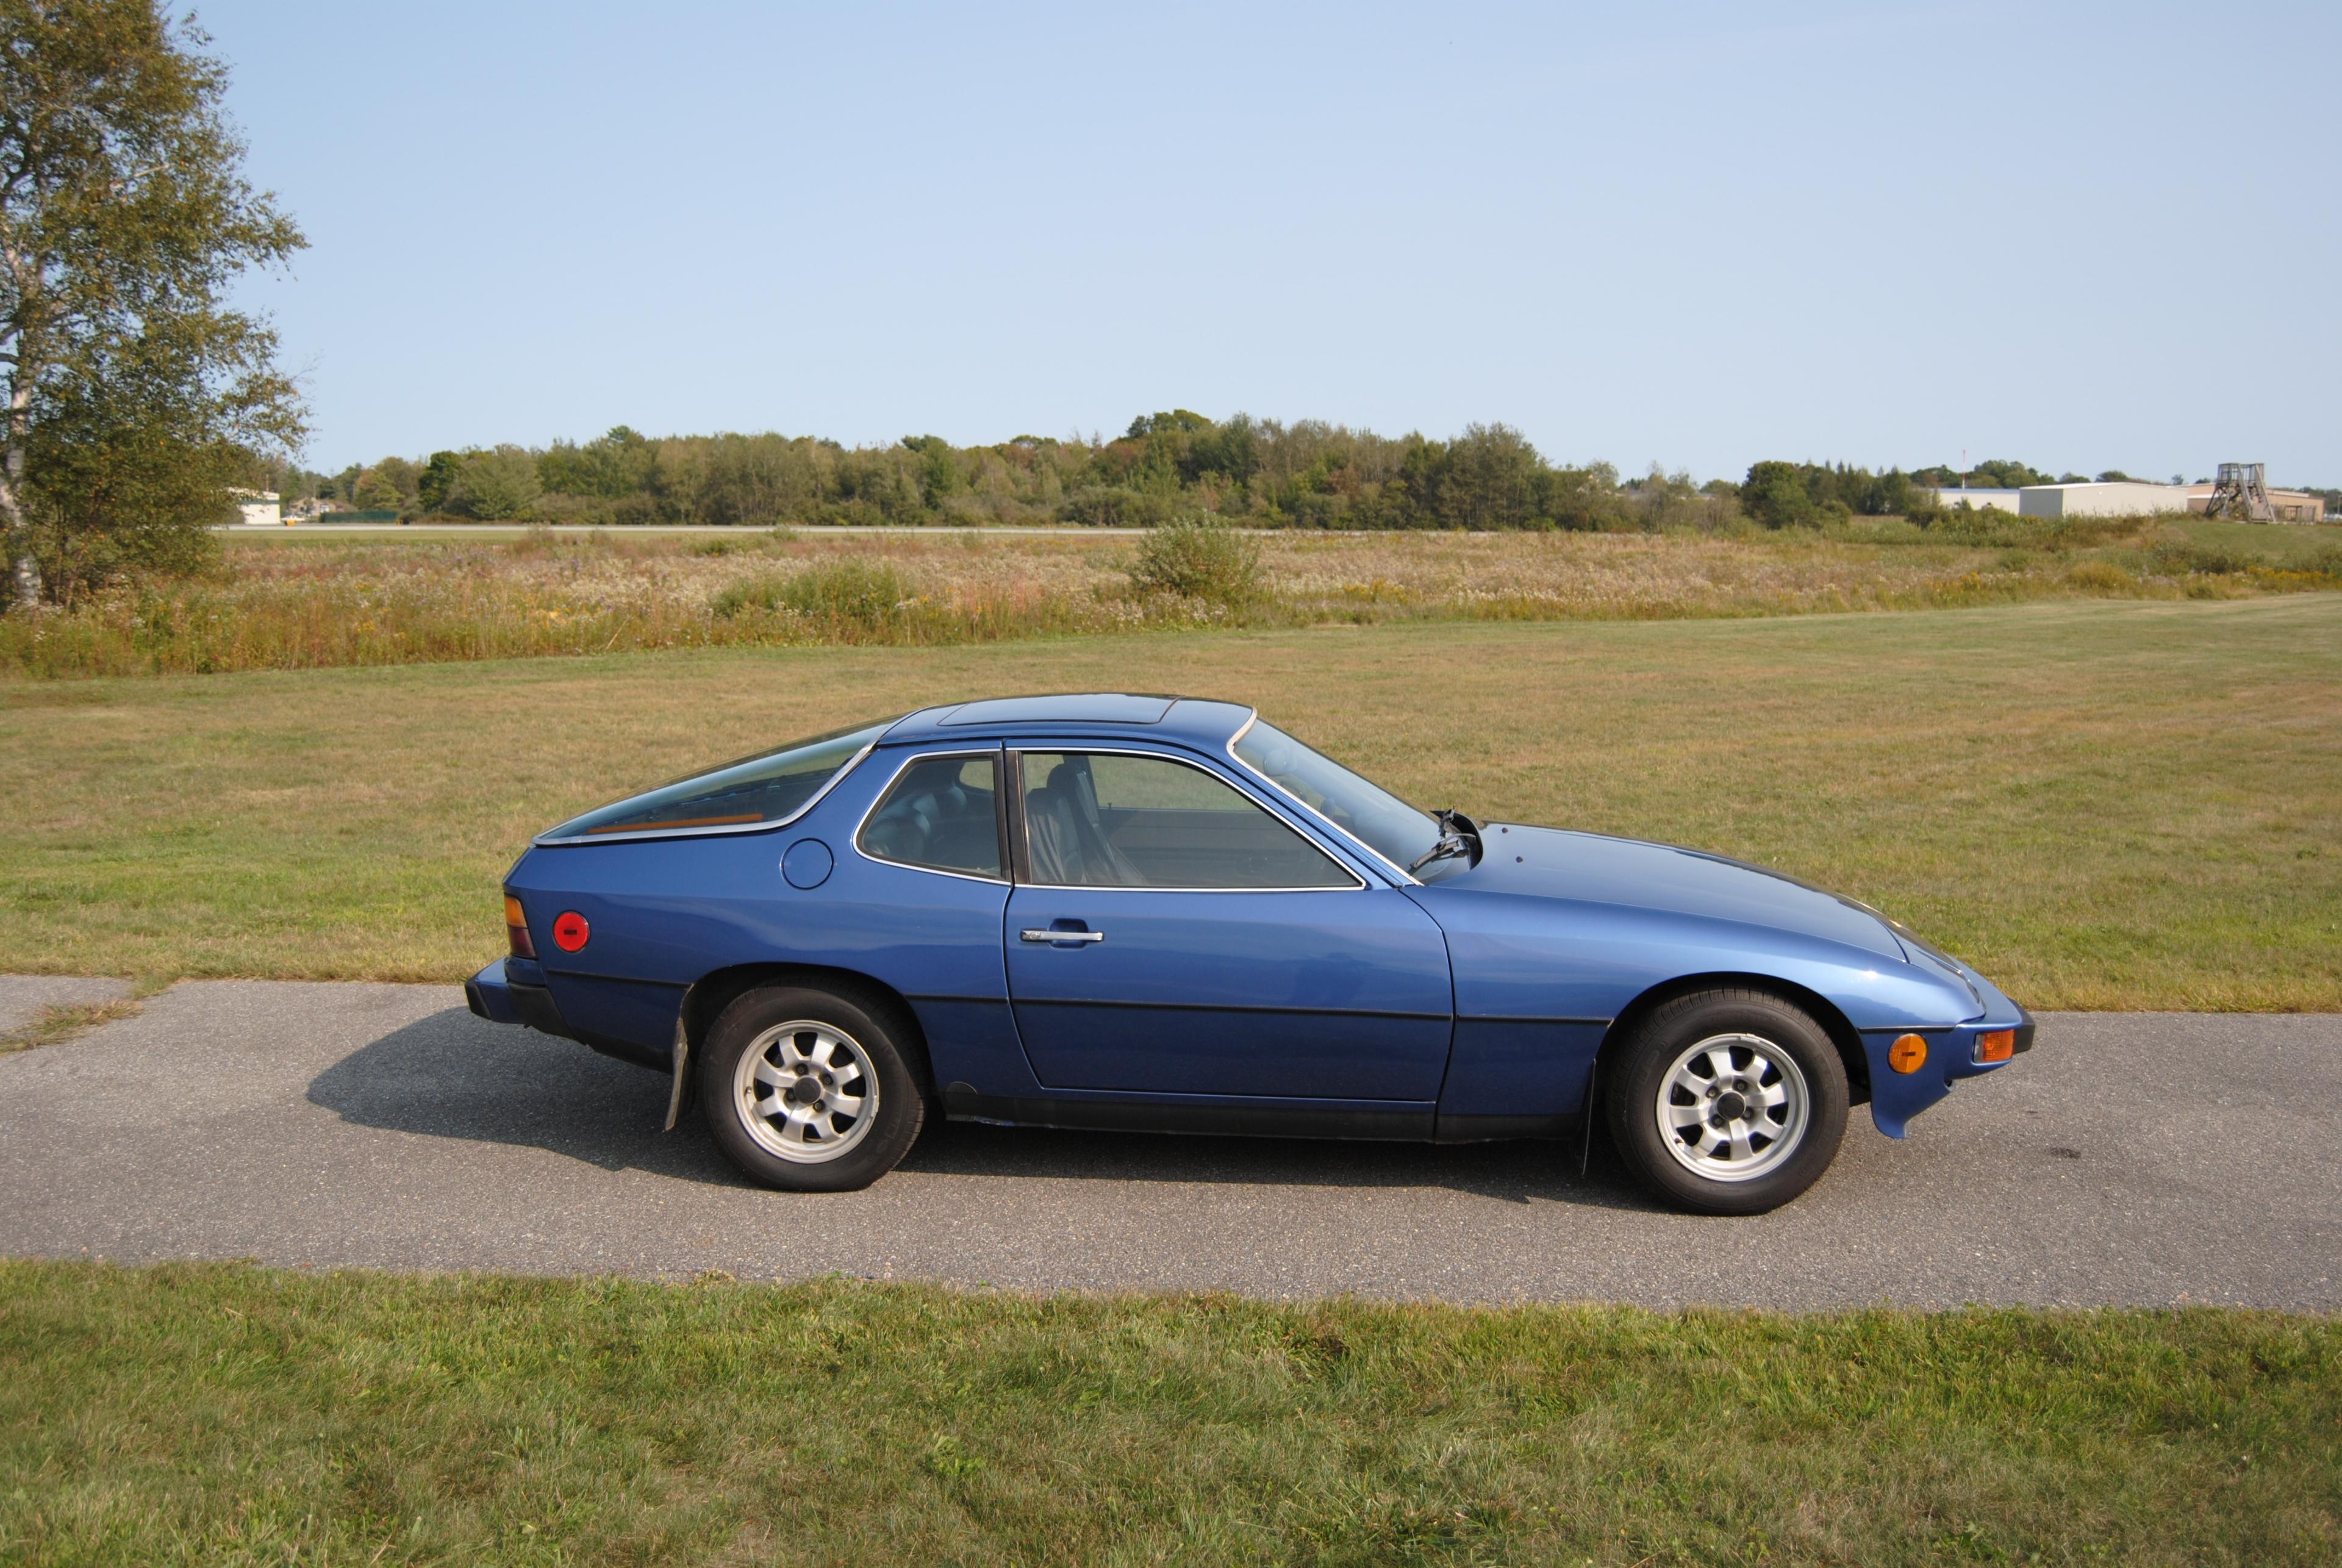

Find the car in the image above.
[{"left": 467, "top": 693, "right": 2032, "bottom": 1214}]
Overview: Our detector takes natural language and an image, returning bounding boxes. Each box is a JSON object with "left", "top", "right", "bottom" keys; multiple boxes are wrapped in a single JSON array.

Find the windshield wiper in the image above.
[{"left": 1408, "top": 809, "right": 1483, "bottom": 874}]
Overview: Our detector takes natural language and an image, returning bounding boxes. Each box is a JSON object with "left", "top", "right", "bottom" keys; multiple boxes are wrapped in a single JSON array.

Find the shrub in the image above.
[
  {"left": 2064, "top": 559, "right": 2135, "bottom": 592},
  {"left": 713, "top": 559, "right": 913, "bottom": 625},
  {"left": 1126, "top": 514, "right": 1264, "bottom": 606},
  {"left": 1059, "top": 485, "right": 1177, "bottom": 528},
  {"left": 2150, "top": 542, "right": 2250, "bottom": 576}
]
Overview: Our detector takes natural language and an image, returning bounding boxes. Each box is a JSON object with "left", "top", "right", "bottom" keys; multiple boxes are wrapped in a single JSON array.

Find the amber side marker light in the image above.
[
  {"left": 503, "top": 895, "right": 535, "bottom": 959},
  {"left": 1888, "top": 1033, "right": 1928, "bottom": 1074},
  {"left": 1974, "top": 1029, "right": 2017, "bottom": 1064}
]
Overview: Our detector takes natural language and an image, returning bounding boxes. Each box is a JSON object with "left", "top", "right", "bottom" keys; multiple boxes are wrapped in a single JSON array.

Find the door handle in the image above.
[{"left": 1020, "top": 928, "right": 1104, "bottom": 943}]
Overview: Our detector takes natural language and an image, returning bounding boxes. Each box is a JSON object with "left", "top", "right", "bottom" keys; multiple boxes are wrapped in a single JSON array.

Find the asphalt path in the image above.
[
  {"left": 2, "top": 978, "right": 2334, "bottom": 1309},
  {"left": 220, "top": 522, "right": 1156, "bottom": 537}
]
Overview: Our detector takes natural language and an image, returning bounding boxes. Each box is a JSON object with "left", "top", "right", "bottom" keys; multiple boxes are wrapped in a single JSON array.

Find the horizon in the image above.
[{"left": 206, "top": 1, "right": 2340, "bottom": 485}]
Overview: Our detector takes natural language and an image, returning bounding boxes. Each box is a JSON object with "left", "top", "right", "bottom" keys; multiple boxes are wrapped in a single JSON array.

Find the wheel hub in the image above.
[
  {"left": 1655, "top": 1032, "right": 1811, "bottom": 1184},
  {"left": 735, "top": 1022, "right": 879, "bottom": 1164}
]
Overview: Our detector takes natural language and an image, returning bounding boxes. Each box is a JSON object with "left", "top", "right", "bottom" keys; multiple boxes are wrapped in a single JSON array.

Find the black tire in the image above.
[
  {"left": 698, "top": 984, "right": 929, "bottom": 1193},
  {"left": 1605, "top": 989, "right": 1848, "bottom": 1215}
]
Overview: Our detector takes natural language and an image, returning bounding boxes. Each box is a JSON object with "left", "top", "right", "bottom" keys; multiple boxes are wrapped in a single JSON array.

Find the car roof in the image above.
[{"left": 883, "top": 694, "right": 1255, "bottom": 750}]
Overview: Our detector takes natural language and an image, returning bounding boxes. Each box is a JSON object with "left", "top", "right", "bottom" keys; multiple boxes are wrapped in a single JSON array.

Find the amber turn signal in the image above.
[
  {"left": 503, "top": 894, "right": 535, "bottom": 959},
  {"left": 1888, "top": 1033, "right": 1928, "bottom": 1074},
  {"left": 1974, "top": 1029, "right": 2016, "bottom": 1064}
]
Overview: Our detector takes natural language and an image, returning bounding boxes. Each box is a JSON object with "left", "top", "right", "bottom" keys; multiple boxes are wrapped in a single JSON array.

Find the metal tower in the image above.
[{"left": 2207, "top": 462, "right": 2276, "bottom": 521}]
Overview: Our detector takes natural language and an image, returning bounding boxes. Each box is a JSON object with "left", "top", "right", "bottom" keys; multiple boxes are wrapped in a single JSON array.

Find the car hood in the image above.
[{"left": 1430, "top": 825, "right": 1908, "bottom": 962}]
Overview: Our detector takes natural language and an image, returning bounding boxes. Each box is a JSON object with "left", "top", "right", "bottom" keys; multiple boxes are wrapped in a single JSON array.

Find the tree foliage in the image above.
[
  {"left": 1740, "top": 460, "right": 1927, "bottom": 527},
  {"left": 1911, "top": 457, "right": 2055, "bottom": 491},
  {"left": 0, "top": 0, "right": 305, "bottom": 603},
  {"left": 310, "top": 416, "right": 1751, "bottom": 534}
]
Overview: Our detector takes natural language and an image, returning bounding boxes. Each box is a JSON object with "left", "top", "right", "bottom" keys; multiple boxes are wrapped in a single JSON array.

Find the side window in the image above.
[
  {"left": 1019, "top": 752, "right": 1353, "bottom": 889},
  {"left": 858, "top": 753, "right": 1004, "bottom": 879}
]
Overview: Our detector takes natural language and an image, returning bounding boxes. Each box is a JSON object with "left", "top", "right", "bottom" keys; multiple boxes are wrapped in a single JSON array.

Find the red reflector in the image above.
[
  {"left": 553, "top": 911, "right": 590, "bottom": 952},
  {"left": 1974, "top": 1029, "right": 2016, "bottom": 1064},
  {"left": 503, "top": 894, "right": 535, "bottom": 959}
]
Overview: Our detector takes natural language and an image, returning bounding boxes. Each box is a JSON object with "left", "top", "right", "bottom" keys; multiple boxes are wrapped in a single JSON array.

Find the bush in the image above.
[
  {"left": 713, "top": 559, "right": 913, "bottom": 626},
  {"left": 1126, "top": 514, "right": 1264, "bottom": 606},
  {"left": 1059, "top": 485, "right": 1177, "bottom": 528},
  {"left": 2150, "top": 542, "right": 2250, "bottom": 576},
  {"left": 2064, "top": 559, "right": 2135, "bottom": 592}
]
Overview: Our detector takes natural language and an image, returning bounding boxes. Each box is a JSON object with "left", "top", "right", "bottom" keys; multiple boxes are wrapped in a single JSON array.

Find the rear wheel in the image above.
[
  {"left": 699, "top": 985, "right": 928, "bottom": 1192},
  {"left": 1606, "top": 989, "right": 1848, "bottom": 1215}
]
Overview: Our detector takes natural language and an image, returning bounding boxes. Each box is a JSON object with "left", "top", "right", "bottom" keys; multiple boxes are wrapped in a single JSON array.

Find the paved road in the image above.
[
  {"left": 1, "top": 979, "right": 2334, "bottom": 1309},
  {"left": 220, "top": 522, "right": 1158, "bottom": 537}
]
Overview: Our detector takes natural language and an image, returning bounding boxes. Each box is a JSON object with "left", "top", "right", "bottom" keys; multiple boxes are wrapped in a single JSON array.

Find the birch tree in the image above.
[{"left": 1, "top": 0, "right": 302, "bottom": 606}]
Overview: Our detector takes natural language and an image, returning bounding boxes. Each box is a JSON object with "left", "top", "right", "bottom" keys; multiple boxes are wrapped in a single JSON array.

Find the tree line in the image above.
[
  {"left": 281, "top": 416, "right": 1752, "bottom": 533},
  {"left": 288, "top": 422, "right": 2182, "bottom": 536}
]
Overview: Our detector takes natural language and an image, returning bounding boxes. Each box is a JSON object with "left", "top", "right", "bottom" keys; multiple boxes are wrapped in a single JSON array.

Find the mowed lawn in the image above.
[
  {"left": 2, "top": 594, "right": 2337, "bottom": 1009},
  {"left": 2, "top": 1261, "right": 2336, "bottom": 1566}
]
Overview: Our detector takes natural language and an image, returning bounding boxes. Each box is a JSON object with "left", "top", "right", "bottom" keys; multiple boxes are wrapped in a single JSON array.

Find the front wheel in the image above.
[
  {"left": 698, "top": 985, "right": 928, "bottom": 1192},
  {"left": 1606, "top": 989, "right": 1848, "bottom": 1215}
]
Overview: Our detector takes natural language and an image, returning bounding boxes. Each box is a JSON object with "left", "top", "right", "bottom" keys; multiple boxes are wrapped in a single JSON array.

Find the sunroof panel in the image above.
[{"left": 938, "top": 694, "right": 1176, "bottom": 726}]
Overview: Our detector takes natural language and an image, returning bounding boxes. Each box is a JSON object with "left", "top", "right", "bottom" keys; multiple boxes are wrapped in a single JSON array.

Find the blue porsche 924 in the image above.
[{"left": 467, "top": 693, "right": 2032, "bottom": 1214}]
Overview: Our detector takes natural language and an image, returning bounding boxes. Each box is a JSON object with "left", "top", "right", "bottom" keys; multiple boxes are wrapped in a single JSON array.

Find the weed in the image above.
[{"left": 1126, "top": 514, "right": 1265, "bottom": 605}]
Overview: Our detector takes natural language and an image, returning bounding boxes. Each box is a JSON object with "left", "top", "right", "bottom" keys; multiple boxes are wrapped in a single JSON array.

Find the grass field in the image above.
[
  {"left": 2, "top": 595, "right": 2335, "bottom": 1008},
  {"left": 2, "top": 1261, "right": 2335, "bottom": 1566},
  {"left": 3, "top": 514, "right": 2335, "bottom": 678}
]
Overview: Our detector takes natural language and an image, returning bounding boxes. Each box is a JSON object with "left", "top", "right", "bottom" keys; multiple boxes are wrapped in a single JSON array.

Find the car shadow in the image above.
[{"left": 309, "top": 1008, "right": 1662, "bottom": 1211}]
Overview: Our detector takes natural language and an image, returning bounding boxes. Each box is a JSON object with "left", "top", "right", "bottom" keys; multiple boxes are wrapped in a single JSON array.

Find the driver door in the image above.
[{"left": 1003, "top": 749, "right": 1454, "bottom": 1103}]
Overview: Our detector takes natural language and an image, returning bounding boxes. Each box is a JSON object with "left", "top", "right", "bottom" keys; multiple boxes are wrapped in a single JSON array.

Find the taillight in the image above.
[{"left": 504, "top": 894, "right": 535, "bottom": 958}]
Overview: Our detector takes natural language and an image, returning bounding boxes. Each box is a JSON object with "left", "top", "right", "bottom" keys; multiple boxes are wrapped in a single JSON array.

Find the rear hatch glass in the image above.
[{"left": 542, "top": 719, "right": 893, "bottom": 842}]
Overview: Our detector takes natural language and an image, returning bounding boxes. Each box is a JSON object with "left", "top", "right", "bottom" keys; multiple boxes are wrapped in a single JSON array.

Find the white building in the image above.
[
  {"left": 1925, "top": 488, "right": 2022, "bottom": 514},
  {"left": 229, "top": 489, "right": 282, "bottom": 526},
  {"left": 2017, "top": 481, "right": 2191, "bottom": 518}
]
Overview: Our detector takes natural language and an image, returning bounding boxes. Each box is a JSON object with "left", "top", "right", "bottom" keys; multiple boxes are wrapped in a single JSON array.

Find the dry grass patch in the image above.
[
  {"left": 2, "top": 518, "right": 2334, "bottom": 678},
  {"left": 0, "top": 997, "right": 143, "bottom": 1056}
]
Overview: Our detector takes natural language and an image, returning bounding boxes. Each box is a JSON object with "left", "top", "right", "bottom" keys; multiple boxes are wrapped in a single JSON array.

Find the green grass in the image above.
[
  {"left": 1, "top": 596, "right": 2336, "bottom": 1008},
  {"left": 1, "top": 1260, "right": 2334, "bottom": 1566}
]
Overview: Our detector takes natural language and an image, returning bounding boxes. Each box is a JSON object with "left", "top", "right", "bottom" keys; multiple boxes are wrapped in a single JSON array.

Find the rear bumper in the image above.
[{"left": 465, "top": 959, "right": 575, "bottom": 1040}]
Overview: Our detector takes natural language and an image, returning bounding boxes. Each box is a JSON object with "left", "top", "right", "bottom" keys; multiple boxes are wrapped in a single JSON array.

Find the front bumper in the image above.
[
  {"left": 465, "top": 958, "right": 575, "bottom": 1040},
  {"left": 1863, "top": 1003, "right": 2035, "bottom": 1138}
]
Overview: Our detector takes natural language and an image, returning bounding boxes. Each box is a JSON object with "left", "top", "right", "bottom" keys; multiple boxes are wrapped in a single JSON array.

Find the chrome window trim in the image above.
[
  {"left": 532, "top": 736, "right": 882, "bottom": 847},
  {"left": 850, "top": 746, "right": 1011, "bottom": 885},
  {"left": 1010, "top": 742, "right": 1367, "bottom": 893},
  {"left": 1224, "top": 712, "right": 1423, "bottom": 887}
]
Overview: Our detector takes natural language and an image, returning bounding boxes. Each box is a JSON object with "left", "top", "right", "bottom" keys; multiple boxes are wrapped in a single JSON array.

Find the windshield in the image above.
[
  {"left": 1231, "top": 720, "right": 1446, "bottom": 876},
  {"left": 545, "top": 719, "right": 893, "bottom": 840}
]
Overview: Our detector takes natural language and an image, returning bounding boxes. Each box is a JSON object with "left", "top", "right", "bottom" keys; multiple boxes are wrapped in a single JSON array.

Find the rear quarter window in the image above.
[{"left": 545, "top": 720, "right": 892, "bottom": 841}]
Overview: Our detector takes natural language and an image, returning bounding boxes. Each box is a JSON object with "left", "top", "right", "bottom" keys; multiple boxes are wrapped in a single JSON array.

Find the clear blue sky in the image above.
[{"left": 207, "top": 1, "right": 2338, "bottom": 485}]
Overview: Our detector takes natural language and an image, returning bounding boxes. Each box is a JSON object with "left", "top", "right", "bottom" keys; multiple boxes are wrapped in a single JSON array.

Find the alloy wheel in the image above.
[
  {"left": 1654, "top": 1031, "right": 1811, "bottom": 1183},
  {"left": 734, "top": 1020, "right": 879, "bottom": 1163}
]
